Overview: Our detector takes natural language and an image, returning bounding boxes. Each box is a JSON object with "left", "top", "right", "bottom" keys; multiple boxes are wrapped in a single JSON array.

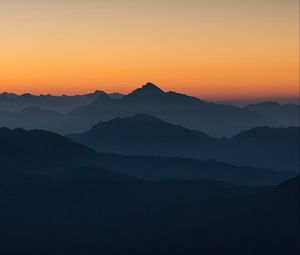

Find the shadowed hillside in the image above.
[
  {"left": 69, "top": 114, "right": 300, "bottom": 172},
  {"left": 245, "top": 102, "right": 300, "bottom": 127},
  {"left": 0, "top": 164, "right": 298, "bottom": 255},
  {"left": 0, "top": 128, "right": 293, "bottom": 186}
]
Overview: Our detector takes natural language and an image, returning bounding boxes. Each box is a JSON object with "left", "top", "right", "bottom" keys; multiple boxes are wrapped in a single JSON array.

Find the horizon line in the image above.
[{"left": 0, "top": 89, "right": 299, "bottom": 105}]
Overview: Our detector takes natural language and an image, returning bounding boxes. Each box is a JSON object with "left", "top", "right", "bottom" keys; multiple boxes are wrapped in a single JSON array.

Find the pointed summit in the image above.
[{"left": 129, "top": 82, "right": 164, "bottom": 96}]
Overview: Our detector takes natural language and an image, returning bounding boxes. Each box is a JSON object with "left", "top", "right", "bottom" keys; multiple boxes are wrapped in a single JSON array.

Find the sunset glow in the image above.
[{"left": 0, "top": 0, "right": 299, "bottom": 101}]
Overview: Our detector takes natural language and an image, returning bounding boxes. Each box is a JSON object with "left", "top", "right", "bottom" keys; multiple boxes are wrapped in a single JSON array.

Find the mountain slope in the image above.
[
  {"left": 244, "top": 101, "right": 300, "bottom": 126},
  {"left": 69, "top": 113, "right": 215, "bottom": 156},
  {"left": 0, "top": 128, "right": 292, "bottom": 185},
  {"left": 69, "top": 114, "right": 299, "bottom": 172},
  {"left": 0, "top": 165, "right": 298, "bottom": 255},
  {"left": 0, "top": 107, "right": 68, "bottom": 134}
]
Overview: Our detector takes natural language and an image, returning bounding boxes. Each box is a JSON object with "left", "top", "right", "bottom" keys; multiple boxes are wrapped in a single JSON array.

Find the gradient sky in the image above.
[{"left": 0, "top": 0, "right": 299, "bottom": 101}]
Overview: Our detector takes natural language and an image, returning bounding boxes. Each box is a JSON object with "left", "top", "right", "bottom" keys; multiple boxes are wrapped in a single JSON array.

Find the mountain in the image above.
[
  {"left": 0, "top": 83, "right": 280, "bottom": 136},
  {"left": 0, "top": 127, "right": 98, "bottom": 170},
  {"left": 244, "top": 101, "right": 300, "bottom": 126},
  {"left": 66, "top": 82, "right": 278, "bottom": 136},
  {"left": 69, "top": 113, "right": 215, "bottom": 155},
  {"left": 0, "top": 107, "right": 67, "bottom": 134},
  {"left": 0, "top": 90, "right": 122, "bottom": 113},
  {"left": 2, "top": 84, "right": 297, "bottom": 136},
  {"left": 109, "top": 92, "right": 125, "bottom": 99},
  {"left": 225, "top": 126, "right": 300, "bottom": 172},
  {"left": 69, "top": 114, "right": 299, "bottom": 172},
  {"left": 0, "top": 162, "right": 298, "bottom": 255},
  {"left": 0, "top": 122, "right": 298, "bottom": 254},
  {"left": 130, "top": 82, "right": 165, "bottom": 96},
  {"left": 0, "top": 127, "right": 292, "bottom": 185}
]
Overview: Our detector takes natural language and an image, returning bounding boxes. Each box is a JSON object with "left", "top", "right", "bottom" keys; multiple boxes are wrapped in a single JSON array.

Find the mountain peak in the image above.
[
  {"left": 144, "top": 82, "right": 162, "bottom": 90},
  {"left": 0, "top": 92, "right": 18, "bottom": 98},
  {"left": 129, "top": 82, "right": 164, "bottom": 96},
  {"left": 94, "top": 90, "right": 106, "bottom": 95}
]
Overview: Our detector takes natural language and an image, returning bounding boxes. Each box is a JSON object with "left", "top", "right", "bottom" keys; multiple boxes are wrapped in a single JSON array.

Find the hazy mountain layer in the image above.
[
  {"left": 0, "top": 90, "right": 124, "bottom": 113},
  {"left": 244, "top": 101, "right": 300, "bottom": 127},
  {"left": 0, "top": 127, "right": 293, "bottom": 186},
  {"left": 69, "top": 114, "right": 300, "bottom": 172},
  {"left": 0, "top": 83, "right": 285, "bottom": 136}
]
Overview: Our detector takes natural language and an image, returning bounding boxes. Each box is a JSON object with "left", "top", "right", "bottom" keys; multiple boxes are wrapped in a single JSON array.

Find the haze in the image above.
[{"left": 0, "top": 0, "right": 299, "bottom": 101}]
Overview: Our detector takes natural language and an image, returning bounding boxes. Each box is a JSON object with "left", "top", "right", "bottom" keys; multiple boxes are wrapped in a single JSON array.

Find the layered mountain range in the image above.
[
  {"left": 1, "top": 83, "right": 298, "bottom": 136},
  {"left": 0, "top": 127, "right": 299, "bottom": 254},
  {"left": 0, "top": 90, "right": 124, "bottom": 113},
  {"left": 69, "top": 114, "right": 299, "bottom": 172},
  {"left": 0, "top": 83, "right": 299, "bottom": 254},
  {"left": 1, "top": 127, "right": 293, "bottom": 185}
]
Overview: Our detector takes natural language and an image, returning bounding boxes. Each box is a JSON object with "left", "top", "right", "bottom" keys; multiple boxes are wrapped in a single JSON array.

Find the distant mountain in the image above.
[
  {"left": 69, "top": 113, "right": 215, "bottom": 156},
  {"left": 69, "top": 114, "right": 299, "bottom": 172},
  {"left": 0, "top": 90, "right": 122, "bottom": 113},
  {"left": 65, "top": 82, "right": 278, "bottom": 136},
  {"left": 129, "top": 82, "right": 165, "bottom": 96},
  {"left": 0, "top": 127, "right": 292, "bottom": 185},
  {"left": 244, "top": 101, "right": 300, "bottom": 126},
  {"left": 1, "top": 90, "right": 298, "bottom": 254},
  {"left": 0, "top": 107, "right": 67, "bottom": 134},
  {"left": 2, "top": 84, "right": 297, "bottom": 136},
  {"left": 227, "top": 126, "right": 299, "bottom": 172},
  {"left": 109, "top": 92, "right": 125, "bottom": 99},
  {"left": 0, "top": 83, "right": 280, "bottom": 136}
]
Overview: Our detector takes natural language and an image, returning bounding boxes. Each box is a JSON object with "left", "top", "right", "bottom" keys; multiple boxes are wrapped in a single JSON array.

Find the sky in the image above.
[{"left": 0, "top": 0, "right": 299, "bottom": 102}]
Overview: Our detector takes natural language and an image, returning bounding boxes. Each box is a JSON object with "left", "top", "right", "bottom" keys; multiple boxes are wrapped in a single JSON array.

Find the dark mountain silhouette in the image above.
[
  {"left": 67, "top": 83, "right": 277, "bottom": 136},
  {"left": 69, "top": 114, "right": 299, "bottom": 172},
  {"left": 0, "top": 83, "right": 281, "bottom": 136},
  {"left": 244, "top": 101, "right": 300, "bottom": 126},
  {"left": 224, "top": 126, "right": 300, "bottom": 172},
  {"left": 0, "top": 127, "right": 292, "bottom": 185},
  {"left": 0, "top": 162, "right": 298, "bottom": 255},
  {"left": 69, "top": 113, "right": 215, "bottom": 154},
  {"left": 130, "top": 82, "right": 165, "bottom": 96},
  {"left": 0, "top": 127, "right": 98, "bottom": 170},
  {"left": 2, "top": 84, "right": 297, "bottom": 136},
  {"left": 0, "top": 90, "right": 122, "bottom": 113},
  {"left": 0, "top": 91, "right": 298, "bottom": 255}
]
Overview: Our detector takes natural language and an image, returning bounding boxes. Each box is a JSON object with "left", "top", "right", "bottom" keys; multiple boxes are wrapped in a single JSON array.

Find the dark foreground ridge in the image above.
[{"left": 0, "top": 163, "right": 299, "bottom": 255}]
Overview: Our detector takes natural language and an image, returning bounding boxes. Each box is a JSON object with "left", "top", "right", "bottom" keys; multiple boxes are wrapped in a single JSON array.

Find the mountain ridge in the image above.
[
  {"left": 0, "top": 83, "right": 297, "bottom": 136},
  {"left": 69, "top": 114, "right": 299, "bottom": 172},
  {"left": 0, "top": 127, "right": 293, "bottom": 186}
]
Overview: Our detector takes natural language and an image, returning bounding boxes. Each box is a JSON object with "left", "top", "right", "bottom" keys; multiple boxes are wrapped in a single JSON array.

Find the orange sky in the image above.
[{"left": 0, "top": 0, "right": 299, "bottom": 101}]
